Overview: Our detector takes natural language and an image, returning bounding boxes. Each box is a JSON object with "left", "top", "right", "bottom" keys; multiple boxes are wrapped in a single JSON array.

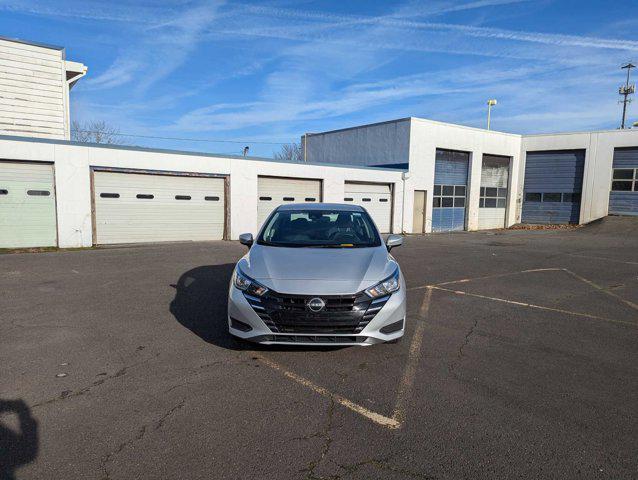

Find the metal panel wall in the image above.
[
  {"left": 609, "top": 147, "right": 638, "bottom": 216},
  {"left": 521, "top": 150, "right": 585, "bottom": 224},
  {"left": 0, "top": 161, "right": 57, "bottom": 248},
  {"left": 432, "top": 149, "right": 469, "bottom": 232}
]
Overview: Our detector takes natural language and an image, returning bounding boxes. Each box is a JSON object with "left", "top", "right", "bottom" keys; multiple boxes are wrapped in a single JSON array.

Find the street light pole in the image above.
[
  {"left": 486, "top": 99, "right": 497, "bottom": 130},
  {"left": 620, "top": 63, "right": 636, "bottom": 129}
]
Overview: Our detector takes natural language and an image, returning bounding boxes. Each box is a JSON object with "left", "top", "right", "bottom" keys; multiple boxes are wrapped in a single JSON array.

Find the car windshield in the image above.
[{"left": 257, "top": 209, "right": 381, "bottom": 248}]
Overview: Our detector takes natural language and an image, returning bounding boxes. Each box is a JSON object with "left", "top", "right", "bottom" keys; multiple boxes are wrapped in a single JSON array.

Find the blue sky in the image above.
[{"left": 1, "top": 0, "right": 637, "bottom": 157}]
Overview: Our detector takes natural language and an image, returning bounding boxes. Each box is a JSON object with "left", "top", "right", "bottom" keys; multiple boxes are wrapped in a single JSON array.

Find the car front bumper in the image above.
[{"left": 227, "top": 274, "right": 407, "bottom": 346}]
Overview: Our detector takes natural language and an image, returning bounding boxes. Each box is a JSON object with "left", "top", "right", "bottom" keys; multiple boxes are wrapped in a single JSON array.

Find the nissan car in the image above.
[{"left": 227, "top": 203, "right": 406, "bottom": 346}]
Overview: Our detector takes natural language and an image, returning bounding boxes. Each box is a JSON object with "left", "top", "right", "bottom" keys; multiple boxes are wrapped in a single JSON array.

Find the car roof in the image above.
[{"left": 275, "top": 202, "right": 365, "bottom": 212}]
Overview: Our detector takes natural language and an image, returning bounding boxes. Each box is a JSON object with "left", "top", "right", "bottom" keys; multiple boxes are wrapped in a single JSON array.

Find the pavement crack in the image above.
[
  {"left": 449, "top": 317, "right": 479, "bottom": 378},
  {"left": 32, "top": 355, "right": 159, "bottom": 409},
  {"left": 98, "top": 399, "right": 185, "bottom": 479},
  {"left": 155, "top": 399, "right": 186, "bottom": 431},
  {"left": 303, "top": 397, "right": 336, "bottom": 480}
]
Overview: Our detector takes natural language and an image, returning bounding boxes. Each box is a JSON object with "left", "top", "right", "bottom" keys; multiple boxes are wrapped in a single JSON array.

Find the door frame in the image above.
[{"left": 412, "top": 189, "right": 427, "bottom": 234}]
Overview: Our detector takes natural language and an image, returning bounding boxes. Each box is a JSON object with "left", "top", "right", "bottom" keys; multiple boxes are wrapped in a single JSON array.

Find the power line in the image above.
[{"left": 73, "top": 129, "right": 293, "bottom": 146}]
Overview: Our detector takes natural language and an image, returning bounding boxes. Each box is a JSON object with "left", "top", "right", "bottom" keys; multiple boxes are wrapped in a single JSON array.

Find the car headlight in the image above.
[
  {"left": 364, "top": 268, "right": 400, "bottom": 298},
  {"left": 232, "top": 268, "right": 269, "bottom": 296}
]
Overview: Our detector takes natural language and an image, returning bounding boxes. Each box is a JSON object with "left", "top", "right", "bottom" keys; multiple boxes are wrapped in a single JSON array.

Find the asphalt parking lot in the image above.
[{"left": 1, "top": 217, "right": 637, "bottom": 480}]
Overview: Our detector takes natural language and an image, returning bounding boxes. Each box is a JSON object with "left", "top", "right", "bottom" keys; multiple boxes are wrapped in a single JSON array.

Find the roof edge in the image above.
[{"left": 0, "top": 134, "right": 407, "bottom": 173}]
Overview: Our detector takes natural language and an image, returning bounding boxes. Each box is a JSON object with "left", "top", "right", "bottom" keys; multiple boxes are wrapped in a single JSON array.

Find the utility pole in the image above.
[
  {"left": 486, "top": 99, "right": 497, "bottom": 130},
  {"left": 619, "top": 62, "right": 635, "bottom": 129}
]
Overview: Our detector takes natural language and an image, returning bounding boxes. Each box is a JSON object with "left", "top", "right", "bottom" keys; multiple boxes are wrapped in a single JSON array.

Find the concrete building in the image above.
[
  {"left": 305, "top": 117, "right": 638, "bottom": 233},
  {"left": 0, "top": 36, "right": 87, "bottom": 140}
]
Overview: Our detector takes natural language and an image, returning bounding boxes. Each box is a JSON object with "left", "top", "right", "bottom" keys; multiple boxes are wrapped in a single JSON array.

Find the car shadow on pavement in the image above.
[
  {"left": 169, "top": 263, "right": 242, "bottom": 349},
  {"left": 0, "top": 399, "right": 38, "bottom": 480},
  {"left": 169, "top": 264, "right": 347, "bottom": 352}
]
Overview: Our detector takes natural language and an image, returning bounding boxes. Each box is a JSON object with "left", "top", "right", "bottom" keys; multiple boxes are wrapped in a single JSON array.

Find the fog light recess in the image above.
[{"left": 380, "top": 319, "right": 404, "bottom": 334}]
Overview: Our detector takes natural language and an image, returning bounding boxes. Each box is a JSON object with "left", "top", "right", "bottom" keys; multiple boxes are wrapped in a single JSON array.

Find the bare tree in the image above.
[
  {"left": 273, "top": 142, "right": 303, "bottom": 162},
  {"left": 71, "top": 120, "right": 130, "bottom": 145}
]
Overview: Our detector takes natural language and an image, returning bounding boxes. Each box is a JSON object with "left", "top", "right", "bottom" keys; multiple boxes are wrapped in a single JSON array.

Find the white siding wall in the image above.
[{"left": 0, "top": 39, "right": 69, "bottom": 140}]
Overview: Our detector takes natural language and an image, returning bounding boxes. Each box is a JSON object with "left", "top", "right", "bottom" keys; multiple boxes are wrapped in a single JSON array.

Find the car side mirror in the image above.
[
  {"left": 239, "top": 233, "right": 253, "bottom": 248},
  {"left": 386, "top": 234, "right": 403, "bottom": 251}
]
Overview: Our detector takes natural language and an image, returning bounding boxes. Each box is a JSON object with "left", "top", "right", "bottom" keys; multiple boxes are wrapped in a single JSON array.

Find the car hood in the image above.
[{"left": 238, "top": 244, "right": 397, "bottom": 295}]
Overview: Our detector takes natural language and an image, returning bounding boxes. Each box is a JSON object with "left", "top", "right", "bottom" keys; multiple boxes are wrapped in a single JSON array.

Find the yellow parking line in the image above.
[
  {"left": 431, "top": 285, "right": 637, "bottom": 328},
  {"left": 408, "top": 267, "right": 564, "bottom": 291},
  {"left": 562, "top": 268, "right": 638, "bottom": 312},
  {"left": 391, "top": 286, "right": 432, "bottom": 425},
  {"left": 256, "top": 354, "right": 401, "bottom": 429}
]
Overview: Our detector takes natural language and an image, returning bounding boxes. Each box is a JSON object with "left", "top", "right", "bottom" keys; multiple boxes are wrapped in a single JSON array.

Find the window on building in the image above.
[
  {"left": 259, "top": 196, "right": 272, "bottom": 201},
  {"left": 175, "top": 195, "right": 191, "bottom": 200},
  {"left": 100, "top": 193, "right": 120, "bottom": 198},
  {"left": 27, "top": 190, "right": 50, "bottom": 196},
  {"left": 525, "top": 192, "right": 541, "bottom": 202},
  {"left": 305, "top": 197, "right": 316, "bottom": 202},
  {"left": 611, "top": 168, "right": 637, "bottom": 192},
  {"left": 562, "top": 193, "right": 581, "bottom": 203},
  {"left": 0, "top": 189, "right": 8, "bottom": 195},
  {"left": 542, "top": 193, "right": 562, "bottom": 202},
  {"left": 283, "top": 197, "right": 295, "bottom": 201},
  {"left": 379, "top": 198, "right": 388, "bottom": 202},
  {"left": 136, "top": 194, "right": 154, "bottom": 199},
  {"left": 480, "top": 187, "right": 507, "bottom": 208},
  {"left": 433, "top": 184, "right": 466, "bottom": 208},
  {"left": 361, "top": 198, "right": 371, "bottom": 202},
  {"left": 344, "top": 197, "right": 353, "bottom": 201},
  {"left": 205, "top": 196, "right": 220, "bottom": 201}
]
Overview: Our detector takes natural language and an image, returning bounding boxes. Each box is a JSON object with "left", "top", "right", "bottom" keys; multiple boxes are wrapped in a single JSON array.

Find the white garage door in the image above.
[
  {"left": 478, "top": 155, "right": 510, "bottom": 230},
  {"left": 257, "top": 176, "right": 321, "bottom": 227},
  {"left": 0, "top": 162, "right": 57, "bottom": 248},
  {"left": 344, "top": 182, "right": 392, "bottom": 233},
  {"left": 94, "top": 171, "right": 226, "bottom": 244}
]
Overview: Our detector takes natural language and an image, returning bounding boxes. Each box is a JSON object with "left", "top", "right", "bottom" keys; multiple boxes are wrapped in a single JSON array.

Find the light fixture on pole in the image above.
[{"left": 486, "top": 99, "right": 497, "bottom": 130}]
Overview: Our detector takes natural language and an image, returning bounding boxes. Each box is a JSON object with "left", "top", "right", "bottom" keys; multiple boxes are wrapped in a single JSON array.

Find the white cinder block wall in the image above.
[
  {"left": 0, "top": 137, "right": 404, "bottom": 248},
  {"left": 306, "top": 117, "right": 638, "bottom": 233},
  {"left": 406, "top": 118, "right": 522, "bottom": 234}
]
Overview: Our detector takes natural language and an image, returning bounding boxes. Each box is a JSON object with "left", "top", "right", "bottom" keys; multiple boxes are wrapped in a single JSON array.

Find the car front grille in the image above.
[{"left": 243, "top": 290, "right": 390, "bottom": 334}]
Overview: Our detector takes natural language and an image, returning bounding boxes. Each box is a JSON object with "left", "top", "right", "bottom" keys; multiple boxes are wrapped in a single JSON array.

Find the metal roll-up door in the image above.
[
  {"left": 521, "top": 150, "right": 585, "bottom": 224},
  {"left": 609, "top": 147, "right": 638, "bottom": 216},
  {"left": 0, "top": 161, "right": 57, "bottom": 248},
  {"left": 257, "top": 176, "right": 321, "bottom": 227},
  {"left": 478, "top": 154, "right": 510, "bottom": 230},
  {"left": 344, "top": 182, "right": 392, "bottom": 233},
  {"left": 94, "top": 171, "right": 226, "bottom": 244},
  {"left": 432, "top": 149, "right": 469, "bottom": 232}
]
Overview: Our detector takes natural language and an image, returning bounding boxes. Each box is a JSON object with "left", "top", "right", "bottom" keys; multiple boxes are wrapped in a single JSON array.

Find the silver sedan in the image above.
[{"left": 227, "top": 203, "right": 406, "bottom": 346}]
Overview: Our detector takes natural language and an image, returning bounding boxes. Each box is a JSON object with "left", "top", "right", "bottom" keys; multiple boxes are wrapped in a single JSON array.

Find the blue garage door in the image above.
[
  {"left": 432, "top": 149, "right": 469, "bottom": 232},
  {"left": 609, "top": 147, "right": 638, "bottom": 216},
  {"left": 522, "top": 150, "right": 585, "bottom": 224}
]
